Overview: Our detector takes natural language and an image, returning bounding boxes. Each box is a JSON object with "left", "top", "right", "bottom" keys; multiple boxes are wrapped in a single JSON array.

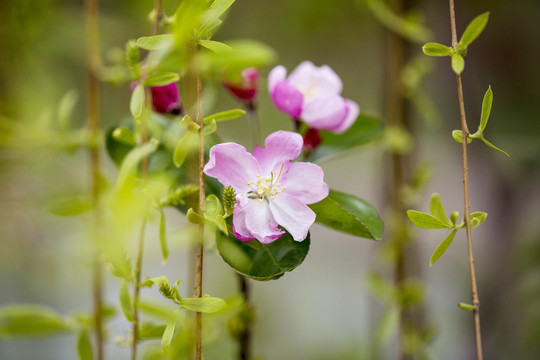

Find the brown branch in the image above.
[
  {"left": 448, "top": 1, "right": 483, "bottom": 359},
  {"left": 85, "top": 0, "right": 104, "bottom": 358}
]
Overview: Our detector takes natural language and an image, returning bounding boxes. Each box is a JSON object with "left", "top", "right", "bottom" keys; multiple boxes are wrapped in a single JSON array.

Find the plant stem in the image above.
[
  {"left": 85, "top": 0, "right": 104, "bottom": 358},
  {"left": 247, "top": 105, "right": 260, "bottom": 149},
  {"left": 152, "top": 0, "right": 162, "bottom": 36},
  {"left": 194, "top": 71, "right": 205, "bottom": 360},
  {"left": 238, "top": 275, "right": 252, "bottom": 360},
  {"left": 448, "top": 1, "right": 483, "bottom": 358}
]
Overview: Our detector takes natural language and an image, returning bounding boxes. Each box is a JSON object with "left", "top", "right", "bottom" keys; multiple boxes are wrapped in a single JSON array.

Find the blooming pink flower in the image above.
[
  {"left": 222, "top": 67, "right": 259, "bottom": 107},
  {"left": 204, "top": 131, "right": 329, "bottom": 243},
  {"left": 268, "top": 61, "right": 359, "bottom": 134}
]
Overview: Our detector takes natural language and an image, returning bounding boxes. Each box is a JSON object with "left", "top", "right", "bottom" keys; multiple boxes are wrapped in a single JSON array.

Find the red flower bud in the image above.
[
  {"left": 222, "top": 67, "right": 259, "bottom": 107},
  {"left": 303, "top": 128, "right": 322, "bottom": 155}
]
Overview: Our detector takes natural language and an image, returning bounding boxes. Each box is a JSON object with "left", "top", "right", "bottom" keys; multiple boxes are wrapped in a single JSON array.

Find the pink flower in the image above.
[
  {"left": 222, "top": 67, "right": 259, "bottom": 107},
  {"left": 203, "top": 131, "right": 329, "bottom": 243},
  {"left": 150, "top": 82, "right": 182, "bottom": 115},
  {"left": 268, "top": 61, "right": 359, "bottom": 134}
]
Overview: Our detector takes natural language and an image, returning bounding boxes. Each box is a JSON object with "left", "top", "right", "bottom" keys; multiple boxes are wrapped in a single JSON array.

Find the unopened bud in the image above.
[
  {"left": 222, "top": 67, "right": 259, "bottom": 108},
  {"left": 303, "top": 128, "right": 322, "bottom": 155}
]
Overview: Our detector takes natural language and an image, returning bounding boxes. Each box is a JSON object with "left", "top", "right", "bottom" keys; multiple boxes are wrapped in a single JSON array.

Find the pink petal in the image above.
[
  {"left": 269, "top": 193, "right": 316, "bottom": 242},
  {"left": 271, "top": 81, "right": 304, "bottom": 119},
  {"left": 267, "top": 65, "right": 287, "bottom": 93},
  {"left": 245, "top": 200, "right": 284, "bottom": 244},
  {"left": 301, "top": 95, "right": 347, "bottom": 130},
  {"left": 232, "top": 197, "right": 255, "bottom": 241},
  {"left": 204, "top": 143, "right": 261, "bottom": 193},
  {"left": 288, "top": 61, "right": 343, "bottom": 97},
  {"left": 281, "top": 162, "right": 329, "bottom": 204},
  {"left": 252, "top": 131, "right": 303, "bottom": 175},
  {"left": 324, "top": 99, "right": 359, "bottom": 134}
]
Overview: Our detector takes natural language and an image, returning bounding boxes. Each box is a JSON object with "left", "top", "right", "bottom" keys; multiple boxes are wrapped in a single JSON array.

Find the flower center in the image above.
[{"left": 246, "top": 163, "right": 287, "bottom": 203}]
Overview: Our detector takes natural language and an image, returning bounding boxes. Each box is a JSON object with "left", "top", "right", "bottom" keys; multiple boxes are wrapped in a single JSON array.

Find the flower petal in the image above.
[
  {"left": 269, "top": 193, "right": 316, "bottom": 241},
  {"left": 267, "top": 65, "right": 287, "bottom": 93},
  {"left": 271, "top": 81, "right": 304, "bottom": 119},
  {"left": 281, "top": 162, "right": 329, "bottom": 204},
  {"left": 232, "top": 197, "right": 255, "bottom": 241},
  {"left": 288, "top": 61, "right": 343, "bottom": 98},
  {"left": 204, "top": 143, "right": 261, "bottom": 193},
  {"left": 252, "top": 131, "right": 303, "bottom": 175},
  {"left": 323, "top": 99, "right": 359, "bottom": 134},
  {"left": 245, "top": 200, "right": 284, "bottom": 244},
  {"left": 301, "top": 95, "right": 347, "bottom": 130}
]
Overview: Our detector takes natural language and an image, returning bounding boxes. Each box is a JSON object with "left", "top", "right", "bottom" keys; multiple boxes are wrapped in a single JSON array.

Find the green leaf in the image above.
[
  {"left": 106, "top": 127, "right": 135, "bottom": 166},
  {"left": 199, "top": 39, "right": 232, "bottom": 53},
  {"left": 0, "top": 305, "right": 70, "bottom": 337},
  {"left": 216, "top": 230, "right": 310, "bottom": 281},
  {"left": 142, "top": 276, "right": 182, "bottom": 303},
  {"left": 451, "top": 53, "right": 465, "bottom": 74},
  {"left": 309, "top": 189, "right": 383, "bottom": 240},
  {"left": 203, "top": 119, "right": 217, "bottom": 135},
  {"left": 112, "top": 127, "right": 137, "bottom": 146},
  {"left": 470, "top": 211, "right": 487, "bottom": 229},
  {"left": 173, "top": 131, "right": 197, "bottom": 167},
  {"left": 130, "top": 83, "right": 145, "bottom": 119},
  {"left": 204, "top": 195, "right": 227, "bottom": 234},
  {"left": 407, "top": 210, "right": 453, "bottom": 229},
  {"left": 430, "top": 229, "right": 458, "bottom": 266},
  {"left": 77, "top": 330, "right": 93, "bottom": 360},
  {"left": 429, "top": 193, "right": 452, "bottom": 227},
  {"left": 366, "top": 273, "right": 396, "bottom": 301},
  {"left": 57, "top": 89, "right": 78, "bottom": 130},
  {"left": 187, "top": 208, "right": 205, "bottom": 224},
  {"left": 48, "top": 196, "right": 93, "bottom": 216},
  {"left": 479, "top": 136, "right": 509, "bottom": 157},
  {"left": 304, "top": 115, "right": 384, "bottom": 162},
  {"left": 136, "top": 34, "right": 175, "bottom": 50},
  {"left": 179, "top": 295, "right": 226, "bottom": 313},
  {"left": 119, "top": 280, "right": 134, "bottom": 322},
  {"left": 161, "top": 308, "right": 180, "bottom": 353},
  {"left": 460, "top": 12, "right": 490, "bottom": 47},
  {"left": 138, "top": 322, "right": 166, "bottom": 340},
  {"left": 458, "top": 302, "right": 477, "bottom": 311},
  {"left": 179, "top": 115, "right": 200, "bottom": 133},
  {"left": 199, "top": 0, "right": 236, "bottom": 35},
  {"left": 452, "top": 130, "right": 472, "bottom": 144},
  {"left": 377, "top": 306, "right": 399, "bottom": 344},
  {"left": 478, "top": 86, "right": 493, "bottom": 133},
  {"left": 116, "top": 140, "right": 158, "bottom": 189},
  {"left": 422, "top": 43, "right": 452, "bottom": 57},
  {"left": 201, "top": 40, "right": 276, "bottom": 73},
  {"left": 203, "top": 109, "right": 245, "bottom": 124},
  {"left": 144, "top": 72, "right": 180, "bottom": 87},
  {"left": 159, "top": 208, "right": 169, "bottom": 263}
]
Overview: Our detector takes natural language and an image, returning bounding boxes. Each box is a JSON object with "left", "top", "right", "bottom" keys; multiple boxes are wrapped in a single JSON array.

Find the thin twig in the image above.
[
  {"left": 448, "top": 1, "right": 483, "bottom": 359},
  {"left": 131, "top": 218, "right": 147, "bottom": 360},
  {"left": 194, "top": 71, "right": 205, "bottom": 360},
  {"left": 85, "top": 0, "right": 104, "bottom": 357},
  {"left": 152, "top": 0, "right": 162, "bottom": 36}
]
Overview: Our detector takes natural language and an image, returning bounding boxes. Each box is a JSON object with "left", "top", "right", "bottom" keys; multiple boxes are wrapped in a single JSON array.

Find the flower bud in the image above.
[
  {"left": 151, "top": 82, "right": 182, "bottom": 115},
  {"left": 303, "top": 128, "right": 322, "bottom": 155},
  {"left": 222, "top": 67, "right": 259, "bottom": 108}
]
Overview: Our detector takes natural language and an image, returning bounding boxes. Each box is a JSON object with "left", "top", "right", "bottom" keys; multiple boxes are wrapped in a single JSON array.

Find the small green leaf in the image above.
[
  {"left": 377, "top": 306, "right": 399, "bottom": 344},
  {"left": 130, "top": 83, "right": 145, "bottom": 119},
  {"left": 204, "top": 119, "right": 217, "bottom": 135},
  {"left": 456, "top": 43, "right": 468, "bottom": 57},
  {"left": 458, "top": 302, "right": 477, "bottom": 311},
  {"left": 407, "top": 211, "right": 453, "bottom": 229},
  {"left": 430, "top": 229, "right": 458, "bottom": 266},
  {"left": 422, "top": 43, "right": 452, "bottom": 57},
  {"left": 429, "top": 193, "right": 452, "bottom": 227},
  {"left": 138, "top": 322, "right": 166, "bottom": 340},
  {"left": 310, "top": 189, "right": 383, "bottom": 240},
  {"left": 112, "top": 127, "right": 137, "bottom": 146},
  {"left": 136, "top": 34, "right": 175, "bottom": 50},
  {"left": 159, "top": 208, "right": 169, "bottom": 263},
  {"left": 161, "top": 308, "right": 180, "bottom": 353},
  {"left": 451, "top": 53, "right": 465, "bottom": 74},
  {"left": 0, "top": 305, "right": 70, "bottom": 337},
  {"left": 452, "top": 130, "right": 472, "bottom": 144},
  {"left": 203, "top": 109, "right": 245, "bottom": 124},
  {"left": 199, "top": 0, "right": 236, "bottom": 35},
  {"left": 187, "top": 208, "right": 205, "bottom": 224},
  {"left": 179, "top": 295, "right": 226, "bottom": 313},
  {"left": 179, "top": 115, "right": 200, "bottom": 133},
  {"left": 204, "top": 195, "right": 227, "bottom": 234},
  {"left": 199, "top": 39, "right": 232, "bottom": 53},
  {"left": 470, "top": 211, "right": 487, "bottom": 228},
  {"left": 77, "top": 330, "right": 93, "bottom": 360},
  {"left": 450, "top": 211, "right": 459, "bottom": 226},
  {"left": 478, "top": 86, "right": 493, "bottom": 133},
  {"left": 479, "top": 136, "right": 509, "bottom": 157},
  {"left": 144, "top": 72, "right": 180, "bottom": 87},
  {"left": 141, "top": 276, "right": 182, "bottom": 303},
  {"left": 173, "top": 131, "right": 197, "bottom": 167},
  {"left": 119, "top": 280, "right": 134, "bottom": 322},
  {"left": 460, "top": 12, "right": 490, "bottom": 47},
  {"left": 57, "top": 89, "right": 78, "bottom": 130},
  {"left": 366, "top": 273, "right": 396, "bottom": 301}
]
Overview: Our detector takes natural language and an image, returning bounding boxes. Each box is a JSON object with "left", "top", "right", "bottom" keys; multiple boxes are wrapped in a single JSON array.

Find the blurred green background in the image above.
[{"left": 1, "top": 0, "right": 540, "bottom": 359}]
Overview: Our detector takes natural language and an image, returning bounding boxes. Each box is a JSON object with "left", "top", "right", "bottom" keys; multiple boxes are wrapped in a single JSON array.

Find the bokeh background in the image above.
[{"left": 1, "top": 0, "right": 540, "bottom": 359}]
